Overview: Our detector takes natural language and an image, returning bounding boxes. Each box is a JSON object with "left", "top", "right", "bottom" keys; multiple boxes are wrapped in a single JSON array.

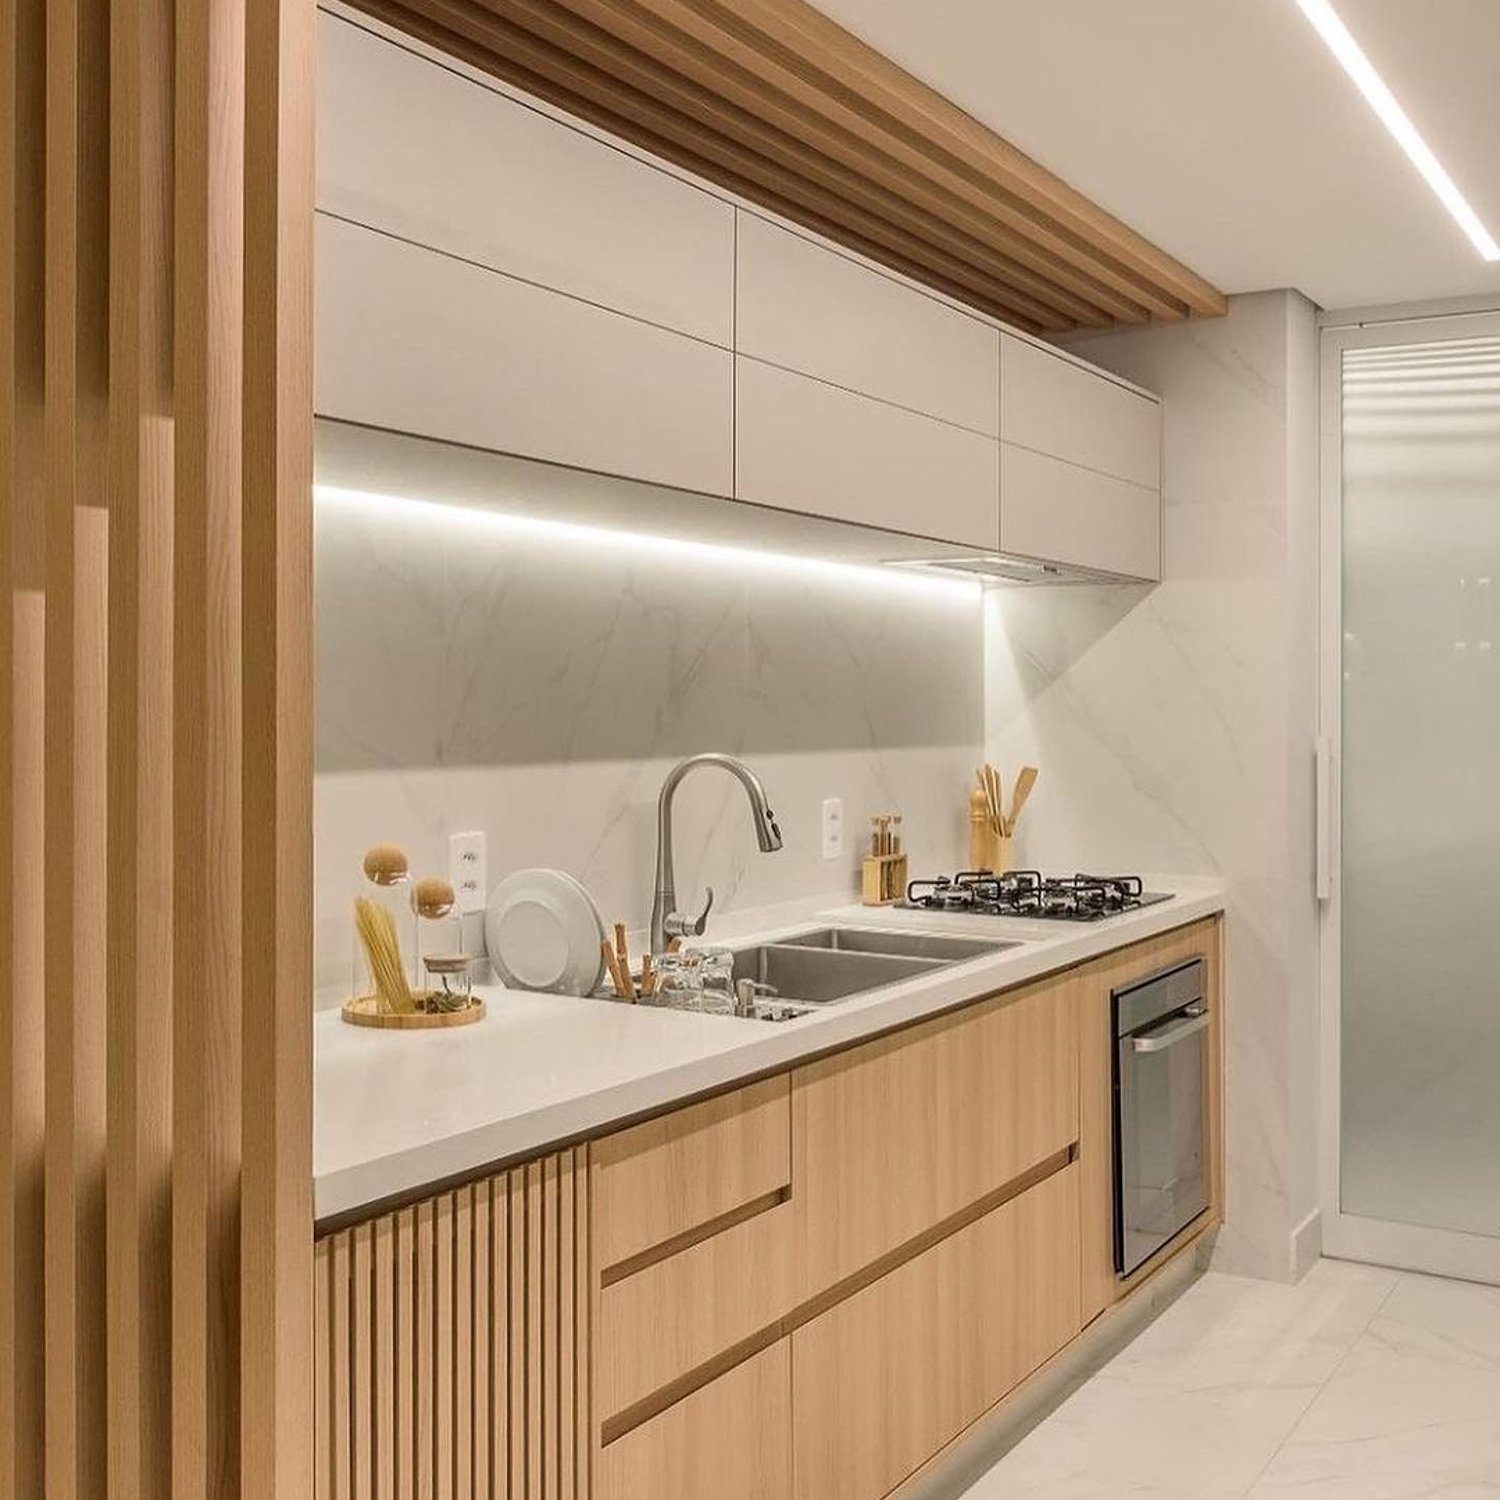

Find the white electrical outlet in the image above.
[
  {"left": 821, "top": 797, "right": 845, "bottom": 860},
  {"left": 450, "top": 831, "right": 488, "bottom": 914}
]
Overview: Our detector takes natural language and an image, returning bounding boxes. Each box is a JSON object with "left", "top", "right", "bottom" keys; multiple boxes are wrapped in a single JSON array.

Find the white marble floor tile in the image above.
[
  {"left": 963, "top": 1379, "right": 1317, "bottom": 1500},
  {"left": 1097, "top": 1259, "right": 1398, "bottom": 1396},
  {"left": 962, "top": 1264, "right": 1500, "bottom": 1500},
  {"left": 1243, "top": 1274, "right": 1500, "bottom": 1499}
]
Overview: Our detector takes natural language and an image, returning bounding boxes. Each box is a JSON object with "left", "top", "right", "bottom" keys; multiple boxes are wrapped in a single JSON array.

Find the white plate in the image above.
[{"left": 484, "top": 869, "right": 606, "bottom": 997}]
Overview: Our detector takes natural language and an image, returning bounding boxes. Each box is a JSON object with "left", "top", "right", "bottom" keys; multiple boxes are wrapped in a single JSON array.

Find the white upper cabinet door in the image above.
[
  {"left": 1001, "top": 333, "right": 1160, "bottom": 489},
  {"left": 736, "top": 358, "right": 1000, "bottom": 548},
  {"left": 736, "top": 213, "right": 1000, "bottom": 436},
  {"left": 317, "top": 12, "right": 734, "bottom": 346},
  {"left": 1001, "top": 444, "right": 1161, "bottom": 581},
  {"left": 316, "top": 215, "right": 734, "bottom": 498}
]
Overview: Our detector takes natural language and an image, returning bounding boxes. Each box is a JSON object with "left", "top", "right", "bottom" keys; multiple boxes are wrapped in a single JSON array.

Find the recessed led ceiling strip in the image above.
[{"left": 1293, "top": 0, "right": 1500, "bottom": 261}]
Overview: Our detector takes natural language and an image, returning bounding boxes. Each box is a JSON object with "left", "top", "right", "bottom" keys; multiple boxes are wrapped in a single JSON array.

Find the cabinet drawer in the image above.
[
  {"left": 736, "top": 212, "right": 999, "bottom": 434},
  {"left": 1002, "top": 333, "right": 1160, "bottom": 489},
  {"left": 316, "top": 214, "right": 733, "bottom": 497},
  {"left": 592, "top": 1075, "right": 791, "bottom": 1276},
  {"left": 1001, "top": 443, "right": 1161, "bottom": 581},
  {"left": 792, "top": 971, "right": 1079, "bottom": 1296},
  {"left": 596, "top": 1199, "right": 794, "bottom": 1429},
  {"left": 735, "top": 358, "right": 1000, "bottom": 548},
  {"left": 792, "top": 1164, "right": 1081, "bottom": 1500},
  {"left": 596, "top": 1341, "right": 791, "bottom": 1500},
  {"left": 318, "top": 11, "right": 734, "bottom": 345}
]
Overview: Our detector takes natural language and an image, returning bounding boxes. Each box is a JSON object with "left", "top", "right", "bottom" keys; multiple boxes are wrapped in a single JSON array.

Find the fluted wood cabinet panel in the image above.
[
  {"left": 315, "top": 1148, "right": 591, "bottom": 1500},
  {"left": 0, "top": 0, "right": 315, "bottom": 1495}
]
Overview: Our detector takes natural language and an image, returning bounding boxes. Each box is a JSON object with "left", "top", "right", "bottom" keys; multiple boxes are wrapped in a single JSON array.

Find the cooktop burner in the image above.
[{"left": 899, "top": 870, "right": 1172, "bottom": 922}]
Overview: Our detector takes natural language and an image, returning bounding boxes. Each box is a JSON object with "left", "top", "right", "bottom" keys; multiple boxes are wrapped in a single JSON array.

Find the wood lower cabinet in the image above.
[
  {"left": 791, "top": 970, "right": 1080, "bottom": 1298},
  {"left": 312, "top": 917, "right": 1222, "bottom": 1499},
  {"left": 791, "top": 1163, "right": 1082, "bottom": 1500},
  {"left": 594, "top": 1342, "right": 791, "bottom": 1500},
  {"left": 314, "top": 1148, "right": 589, "bottom": 1500}
]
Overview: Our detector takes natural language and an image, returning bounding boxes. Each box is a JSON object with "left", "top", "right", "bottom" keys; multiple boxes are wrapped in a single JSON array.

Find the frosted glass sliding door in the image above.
[{"left": 1339, "top": 331, "right": 1500, "bottom": 1247}]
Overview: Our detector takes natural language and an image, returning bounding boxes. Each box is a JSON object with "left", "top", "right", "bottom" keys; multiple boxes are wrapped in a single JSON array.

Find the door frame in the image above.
[{"left": 1318, "top": 306, "right": 1500, "bottom": 1284}]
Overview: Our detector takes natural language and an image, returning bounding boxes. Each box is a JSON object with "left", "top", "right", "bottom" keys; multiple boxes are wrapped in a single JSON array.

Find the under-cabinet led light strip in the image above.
[
  {"left": 313, "top": 483, "right": 982, "bottom": 598},
  {"left": 1293, "top": 0, "right": 1499, "bottom": 261}
]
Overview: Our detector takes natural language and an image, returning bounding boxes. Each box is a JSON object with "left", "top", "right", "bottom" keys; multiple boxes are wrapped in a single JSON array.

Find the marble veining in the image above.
[
  {"left": 988, "top": 291, "right": 1322, "bottom": 1283},
  {"left": 314, "top": 472, "right": 983, "bottom": 994},
  {"left": 963, "top": 1259, "right": 1500, "bottom": 1500}
]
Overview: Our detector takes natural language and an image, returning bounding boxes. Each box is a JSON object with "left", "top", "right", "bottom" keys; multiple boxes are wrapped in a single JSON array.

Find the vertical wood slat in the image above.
[
  {"left": 454, "top": 1188, "right": 471, "bottom": 1500},
  {"left": 313, "top": 1147, "right": 592, "bottom": 1499},
  {"left": 315, "top": 1238, "right": 332, "bottom": 1500},
  {"left": 4, "top": 0, "right": 313, "bottom": 1488},
  {"left": 1, "top": 0, "right": 48, "bottom": 1496},
  {"left": 105, "top": 0, "right": 175, "bottom": 1491},
  {"left": 471, "top": 1186, "right": 489, "bottom": 1500},
  {"left": 395, "top": 1208, "right": 416, "bottom": 1500}
]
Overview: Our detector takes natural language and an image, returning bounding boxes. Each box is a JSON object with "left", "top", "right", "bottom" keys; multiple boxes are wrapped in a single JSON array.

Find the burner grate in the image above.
[{"left": 900, "top": 870, "right": 1163, "bottom": 922}]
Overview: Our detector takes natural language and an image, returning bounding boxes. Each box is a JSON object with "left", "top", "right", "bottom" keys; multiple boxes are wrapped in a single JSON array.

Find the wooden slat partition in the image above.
[
  {"left": 0, "top": 0, "right": 315, "bottom": 1496},
  {"left": 314, "top": 1149, "right": 591, "bottom": 1500},
  {"left": 346, "top": 0, "right": 1226, "bottom": 332}
]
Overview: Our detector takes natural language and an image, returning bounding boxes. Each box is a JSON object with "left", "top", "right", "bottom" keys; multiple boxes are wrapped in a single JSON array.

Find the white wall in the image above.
[
  {"left": 986, "top": 291, "right": 1322, "bottom": 1281},
  {"left": 313, "top": 476, "right": 983, "bottom": 996}
]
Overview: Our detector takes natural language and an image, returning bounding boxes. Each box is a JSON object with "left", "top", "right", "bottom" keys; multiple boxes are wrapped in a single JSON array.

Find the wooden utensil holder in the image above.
[{"left": 861, "top": 851, "right": 909, "bottom": 906}]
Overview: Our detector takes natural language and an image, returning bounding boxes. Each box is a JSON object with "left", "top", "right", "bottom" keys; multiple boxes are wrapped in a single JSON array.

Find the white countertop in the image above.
[{"left": 314, "top": 877, "right": 1225, "bottom": 1223}]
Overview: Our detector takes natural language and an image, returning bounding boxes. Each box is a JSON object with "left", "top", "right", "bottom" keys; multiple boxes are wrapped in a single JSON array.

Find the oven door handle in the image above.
[{"left": 1130, "top": 1007, "right": 1208, "bottom": 1054}]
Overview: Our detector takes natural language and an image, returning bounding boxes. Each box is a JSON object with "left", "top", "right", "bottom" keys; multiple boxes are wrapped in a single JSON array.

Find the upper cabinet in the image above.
[
  {"left": 1000, "top": 334, "right": 1163, "bottom": 580},
  {"left": 736, "top": 213, "right": 1000, "bottom": 436},
  {"left": 317, "top": 10, "right": 735, "bottom": 347},
  {"left": 314, "top": 17, "right": 1165, "bottom": 580},
  {"left": 735, "top": 359, "right": 1000, "bottom": 549},
  {"left": 316, "top": 215, "right": 734, "bottom": 498},
  {"left": 734, "top": 214, "right": 1002, "bottom": 551}
]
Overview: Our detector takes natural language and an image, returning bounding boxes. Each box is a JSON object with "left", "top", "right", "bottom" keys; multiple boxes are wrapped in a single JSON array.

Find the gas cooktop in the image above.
[{"left": 899, "top": 871, "right": 1172, "bottom": 922}]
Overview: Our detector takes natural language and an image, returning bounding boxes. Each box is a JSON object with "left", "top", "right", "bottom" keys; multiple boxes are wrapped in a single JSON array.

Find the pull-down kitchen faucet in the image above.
[{"left": 650, "top": 753, "right": 783, "bottom": 955}]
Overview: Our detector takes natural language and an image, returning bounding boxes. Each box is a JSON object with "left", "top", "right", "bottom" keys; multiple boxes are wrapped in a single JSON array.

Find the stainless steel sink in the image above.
[
  {"left": 730, "top": 943, "right": 944, "bottom": 1005},
  {"left": 776, "top": 927, "right": 1019, "bottom": 964},
  {"left": 717, "top": 926, "right": 1018, "bottom": 1019}
]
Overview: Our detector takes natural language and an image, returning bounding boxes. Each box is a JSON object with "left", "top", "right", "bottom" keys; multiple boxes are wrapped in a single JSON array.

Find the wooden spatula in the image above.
[{"left": 1007, "top": 766, "right": 1039, "bottom": 834}]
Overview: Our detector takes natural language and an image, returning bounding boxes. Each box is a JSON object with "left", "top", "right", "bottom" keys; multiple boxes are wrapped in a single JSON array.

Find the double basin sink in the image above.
[{"left": 724, "top": 926, "right": 1018, "bottom": 1021}]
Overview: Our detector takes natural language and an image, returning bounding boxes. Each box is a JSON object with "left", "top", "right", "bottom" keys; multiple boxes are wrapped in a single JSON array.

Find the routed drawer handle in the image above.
[{"left": 1131, "top": 1008, "right": 1208, "bottom": 1054}]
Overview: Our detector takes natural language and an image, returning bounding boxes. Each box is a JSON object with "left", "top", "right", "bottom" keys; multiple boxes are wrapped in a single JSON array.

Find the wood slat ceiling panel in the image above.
[{"left": 351, "top": 0, "right": 1226, "bottom": 331}]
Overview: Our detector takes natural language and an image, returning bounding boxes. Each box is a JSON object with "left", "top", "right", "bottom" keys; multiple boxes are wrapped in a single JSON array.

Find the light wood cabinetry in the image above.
[
  {"left": 1000, "top": 443, "right": 1161, "bottom": 581},
  {"left": 791, "top": 972, "right": 1079, "bottom": 1296},
  {"left": 311, "top": 917, "right": 1222, "bottom": 1497},
  {"left": 316, "top": 215, "right": 734, "bottom": 499},
  {"left": 1076, "top": 917, "right": 1223, "bottom": 1324},
  {"left": 594, "top": 1342, "right": 791, "bottom": 1500},
  {"left": 736, "top": 212, "right": 1000, "bottom": 434},
  {"left": 317, "top": 10, "right": 735, "bottom": 347},
  {"left": 591, "top": 1075, "right": 790, "bottom": 1276},
  {"left": 1001, "top": 333, "right": 1161, "bottom": 489},
  {"left": 595, "top": 1199, "right": 795, "bottom": 1432},
  {"left": 792, "top": 1163, "right": 1081, "bottom": 1500},
  {"left": 735, "top": 357, "right": 1001, "bottom": 548},
  {"left": 314, "top": 1149, "right": 590, "bottom": 1500}
]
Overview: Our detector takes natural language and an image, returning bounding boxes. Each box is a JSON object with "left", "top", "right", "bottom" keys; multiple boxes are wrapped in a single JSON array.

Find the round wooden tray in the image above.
[{"left": 340, "top": 993, "right": 486, "bottom": 1030}]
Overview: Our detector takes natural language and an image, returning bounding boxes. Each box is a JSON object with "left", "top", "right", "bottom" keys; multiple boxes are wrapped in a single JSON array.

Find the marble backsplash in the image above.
[
  {"left": 314, "top": 483, "right": 984, "bottom": 995},
  {"left": 989, "top": 291, "right": 1322, "bottom": 1283}
]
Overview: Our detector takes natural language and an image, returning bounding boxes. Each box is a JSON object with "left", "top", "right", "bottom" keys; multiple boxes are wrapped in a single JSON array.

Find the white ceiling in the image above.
[{"left": 807, "top": 0, "right": 1500, "bottom": 313}]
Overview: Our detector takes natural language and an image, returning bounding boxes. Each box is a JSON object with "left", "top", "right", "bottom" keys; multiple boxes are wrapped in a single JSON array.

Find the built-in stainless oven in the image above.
[{"left": 1112, "top": 957, "right": 1209, "bottom": 1277}]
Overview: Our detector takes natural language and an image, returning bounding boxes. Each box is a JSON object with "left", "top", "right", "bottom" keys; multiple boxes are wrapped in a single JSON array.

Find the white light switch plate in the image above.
[
  {"left": 821, "top": 798, "right": 844, "bottom": 860},
  {"left": 450, "top": 831, "right": 488, "bottom": 914}
]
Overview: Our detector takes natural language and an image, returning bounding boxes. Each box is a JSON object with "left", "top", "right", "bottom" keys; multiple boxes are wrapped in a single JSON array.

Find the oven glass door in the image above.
[{"left": 1116, "top": 1008, "right": 1209, "bottom": 1276}]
